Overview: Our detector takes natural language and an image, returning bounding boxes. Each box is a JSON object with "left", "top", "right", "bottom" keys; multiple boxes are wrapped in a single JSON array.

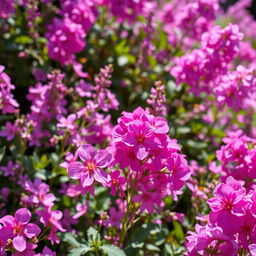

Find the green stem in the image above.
[{"left": 118, "top": 172, "right": 138, "bottom": 247}]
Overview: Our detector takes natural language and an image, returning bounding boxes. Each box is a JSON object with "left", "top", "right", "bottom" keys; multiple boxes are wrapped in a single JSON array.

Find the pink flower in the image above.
[
  {"left": 61, "top": 0, "right": 98, "bottom": 33},
  {"left": 36, "top": 246, "right": 56, "bottom": 256},
  {"left": 0, "top": 0, "right": 14, "bottom": 18},
  {"left": 75, "top": 80, "right": 93, "bottom": 98},
  {"left": 12, "top": 243, "right": 37, "bottom": 256},
  {"left": 122, "top": 120, "right": 160, "bottom": 160},
  {"left": 23, "top": 178, "right": 56, "bottom": 207},
  {"left": 207, "top": 176, "right": 247, "bottom": 235},
  {"left": 68, "top": 144, "right": 111, "bottom": 187},
  {"left": 73, "top": 202, "right": 88, "bottom": 219},
  {"left": 46, "top": 18, "right": 85, "bottom": 65},
  {"left": 0, "top": 65, "right": 19, "bottom": 114},
  {"left": 133, "top": 185, "right": 160, "bottom": 214},
  {"left": 186, "top": 224, "right": 238, "bottom": 255},
  {"left": 107, "top": 170, "right": 125, "bottom": 196},
  {"left": 0, "top": 208, "right": 41, "bottom": 252},
  {"left": 57, "top": 114, "right": 77, "bottom": 130},
  {"left": 166, "top": 153, "right": 191, "bottom": 199},
  {"left": 36, "top": 208, "right": 66, "bottom": 244},
  {"left": 0, "top": 160, "right": 20, "bottom": 177},
  {"left": 0, "top": 122, "right": 18, "bottom": 141},
  {"left": 107, "top": 207, "right": 123, "bottom": 229}
]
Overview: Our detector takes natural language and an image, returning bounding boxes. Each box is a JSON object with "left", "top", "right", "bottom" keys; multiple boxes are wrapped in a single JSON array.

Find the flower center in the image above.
[
  {"left": 86, "top": 162, "right": 96, "bottom": 172},
  {"left": 137, "top": 134, "right": 145, "bottom": 144},
  {"left": 14, "top": 223, "right": 23, "bottom": 235},
  {"left": 223, "top": 199, "right": 233, "bottom": 211}
]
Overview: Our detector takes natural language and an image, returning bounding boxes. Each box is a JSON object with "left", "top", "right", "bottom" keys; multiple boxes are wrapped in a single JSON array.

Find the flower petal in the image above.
[
  {"left": 0, "top": 226, "right": 14, "bottom": 240},
  {"left": 0, "top": 215, "right": 15, "bottom": 226},
  {"left": 24, "top": 223, "right": 41, "bottom": 238},
  {"left": 15, "top": 208, "right": 31, "bottom": 225},
  {"left": 135, "top": 145, "right": 148, "bottom": 160},
  {"left": 94, "top": 168, "right": 110, "bottom": 184},
  {"left": 68, "top": 161, "right": 84, "bottom": 179},
  {"left": 95, "top": 150, "right": 112, "bottom": 168},
  {"left": 13, "top": 235, "right": 26, "bottom": 252},
  {"left": 81, "top": 173, "right": 94, "bottom": 187},
  {"left": 77, "top": 144, "right": 95, "bottom": 162}
]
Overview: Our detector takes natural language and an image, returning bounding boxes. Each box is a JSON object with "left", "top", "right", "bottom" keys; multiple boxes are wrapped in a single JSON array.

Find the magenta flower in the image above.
[
  {"left": 36, "top": 246, "right": 56, "bottom": 256},
  {"left": 0, "top": 122, "right": 18, "bottom": 141},
  {"left": 73, "top": 202, "right": 88, "bottom": 219},
  {"left": 133, "top": 185, "right": 160, "bottom": 213},
  {"left": 0, "top": 208, "right": 41, "bottom": 252},
  {"left": 46, "top": 18, "right": 85, "bottom": 65},
  {"left": 123, "top": 120, "right": 159, "bottom": 160},
  {"left": 186, "top": 224, "right": 238, "bottom": 255},
  {"left": 23, "top": 178, "right": 56, "bottom": 207},
  {"left": 36, "top": 208, "right": 65, "bottom": 233},
  {"left": 207, "top": 176, "right": 247, "bottom": 235},
  {"left": 68, "top": 144, "right": 111, "bottom": 187},
  {"left": 167, "top": 153, "right": 191, "bottom": 199},
  {"left": 0, "top": 0, "right": 14, "bottom": 18},
  {"left": 107, "top": 170, "right": 126, "bottom": 196},
  {"left": 0, "top": 160, "right": 20, "bottom": 177},
  {"left": 57, "top": 114, "right": 77, "bottom": 130},
  {"left": 12, "top": 243, "right": 37, "bottom": 256},
  {"left": 106, "top": 207, "right": 123, "bottom": 229}
]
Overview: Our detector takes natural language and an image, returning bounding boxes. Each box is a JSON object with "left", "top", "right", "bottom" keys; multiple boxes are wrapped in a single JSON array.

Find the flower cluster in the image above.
[
  {"left": 112, "top": 107, "right": 191, "bottom": 202},
  {"left": 214, "top": 65, "right": 256, "bottom": 111},
  {"left": 1, "top": 0, "right": 256, "bottom": 255},
  {"left": 46, "top": 0, "right": 98, "bottom": 65},
  {"left": 26, "top": 70, "right": 67, "bottom": 146},
  {"left": 46, "top": 18, "right": 86, "bottom": 65},
  {"left": 0, "top": 66, "right": 19, "bottom": 114},
  {"left": 171, "top": 24, "right": 243, "bottom": 95},
  {"left": 0, "top": 0, "right": 14, "bottom": 19},
  {"left": 107, "top": 0, "right": 149, "bottom": 23},
  {"left": 147, "top": 81, "right": 167, "bottom": 116},
  {"left": 186, "top": 176, "right": 256, "bottom": 255},
  {"left": 215, "top": 130, "right": 256, "bottom": 186}
]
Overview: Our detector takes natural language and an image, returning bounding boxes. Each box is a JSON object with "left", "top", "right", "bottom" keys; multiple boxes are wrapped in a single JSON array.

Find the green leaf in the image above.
[
  {"left": 100, "top": 244, "right": 126, "bottom": 256},
  {"left": 15, "top": 35, "right": 33, "bottom": 44},
  {"left": 68, "top": 246, "right": 91, "bottom": 256},
  {"left": 60, "top": 232, "right": 82, "bottom": 247},
  {"left": 173, "top": 220, "right": 184, "bottom": 241},
  {"left": 87, "top": 227, "right": 100, "bottom": 243},
  {"left": 145, "top": 244, "right": 161, "bottom": 252}
]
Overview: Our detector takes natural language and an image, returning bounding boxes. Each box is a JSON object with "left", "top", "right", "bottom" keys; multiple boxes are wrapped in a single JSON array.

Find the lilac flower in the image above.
[
  {"left": 36, "top": 246, "right": 56, "bottom": 256},
  {"left": 46, "top": 18, "right": 85, "bottom": 65},
  {"left": 0, "top": 65, "right": 19, "bottom": 114},
  {"left": 73, "top": 202, "right": 88, "bottom": 219},
  {"left": 57, "top": 114, "right": 77, "bottom": 130},
  {"left": 0, "top": 0, "right": 14, "bottom": 18},
  {"left": 23, "top": 178, "right": 56, "bottom": 207},
  {"left": 61, "top": 0, "right": 98, "bottom": 33},
  {"left": 0, "top": 122, "right": 18, "bottom": 141},
  {"left": 68, "top": 144, "right": 111, "bottom": 187},
  {"left": 0, "top": 208, "right": 40, "bottom": 252}
]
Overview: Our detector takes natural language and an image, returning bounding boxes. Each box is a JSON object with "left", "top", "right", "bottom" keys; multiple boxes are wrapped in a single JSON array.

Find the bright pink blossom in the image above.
[
  {"left": 0, "top": 208, "right": 41, "bottom": 252},
  {"left": 68, "top": 144, "right": 111, "bottom": 187}
]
